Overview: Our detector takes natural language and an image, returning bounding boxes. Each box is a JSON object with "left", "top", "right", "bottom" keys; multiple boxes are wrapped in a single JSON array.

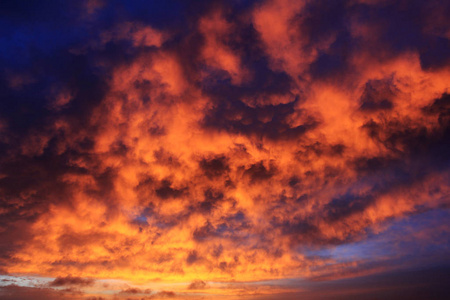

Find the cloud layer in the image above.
[{"left": 0, "top": 0, "right": 449, "bottom": 298}]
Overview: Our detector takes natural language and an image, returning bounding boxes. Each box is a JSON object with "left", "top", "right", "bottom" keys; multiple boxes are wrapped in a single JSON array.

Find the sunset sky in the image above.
[{"left": 0, "top": 0, "right": 449, "bottom": 299}]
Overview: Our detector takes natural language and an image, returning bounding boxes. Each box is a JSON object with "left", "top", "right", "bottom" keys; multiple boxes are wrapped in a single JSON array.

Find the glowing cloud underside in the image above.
[{"left": 0, "top": 0, "right": 449, "bottom": 299}]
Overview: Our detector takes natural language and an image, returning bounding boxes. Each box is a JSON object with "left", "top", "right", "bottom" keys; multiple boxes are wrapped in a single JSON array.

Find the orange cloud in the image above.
[{"left": 1, "top": 0, "right": 449, "bottom": 299}]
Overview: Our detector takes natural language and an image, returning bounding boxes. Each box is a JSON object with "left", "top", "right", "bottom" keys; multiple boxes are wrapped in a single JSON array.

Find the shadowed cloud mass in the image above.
[{"left": 0, "top": 0, "right": 449, "bottom": 299}]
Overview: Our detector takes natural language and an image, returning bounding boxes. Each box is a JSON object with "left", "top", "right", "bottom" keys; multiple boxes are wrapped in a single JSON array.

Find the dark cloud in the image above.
[
  {"left": 276, "top": 219, "right": 319, "bottom": 243},
  {"left": 193, "top": 222, "right": 216, "bottom": 242},
  {"left": 0, "top": 285, "right": 72, "bottom": 300},
  {"left": 118, "top": 287, "right": 152, "bottom": 295},
  {"left": 187, "top": 279, "right": 208, "bottom": 290},
  {"left": 325, "top": 194, "right": 375, "bottom": 223},
  {"left": 362, "top": 92, "right": 450, "bottom": 167},
  {"left": 199, "top": 155, "right": 229, "bottom": 178},
  {"left": 423, "top": 93, "right": 450, "bottom": 126},
  {"left": 198, "top": 188, "right": 224, "bottom": 213},
  {"left": 49, "top": 275, "right": 95, "bottom": 287},
  {"left": 243, "top": 161, "right": 276, "bottom": 183},
  {"left": 202, "top": 99, "right": 316, "bottom": 140},
  {"left": 155, "top": 179, "right": 186, "bottom": 199},
  {"left": 186, "top": 250, "right": 201, "bottom": 265},
  {"left": 155, "top": 290, "right": 176, "bottom": 298},
  {"left": 359, "top": 78, "right": 396, "bottom": 111}
]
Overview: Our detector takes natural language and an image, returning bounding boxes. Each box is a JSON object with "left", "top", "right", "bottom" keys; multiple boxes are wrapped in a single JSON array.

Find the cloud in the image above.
[
  {"left": 187, "top": 280, "right": 208, "bottom": 290},
  {"left": 49, "top": 275, "right": 95, "bottom": 287},
  {"left": 155, "top": 290, "right": 176, "bottom": 298},
  {"left": 0, "top": 0, "right": 449, "bottom": 298},
  {"left": 118, "top": 287, "right": 152, "bottom": 295},
  {"left": 0, "top": 285, "right": 75, "bottom": 300}
]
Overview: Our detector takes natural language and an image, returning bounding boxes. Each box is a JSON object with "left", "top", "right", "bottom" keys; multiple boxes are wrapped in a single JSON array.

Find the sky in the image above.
[{"left": 0, "top": 0, "right": 449, "bottom": 299}]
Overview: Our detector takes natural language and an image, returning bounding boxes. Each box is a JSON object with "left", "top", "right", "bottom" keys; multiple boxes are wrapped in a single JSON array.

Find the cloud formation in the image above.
[
  {"left": 49, "top": 275, "right": 95, "bottom": 287},
  {"left": 0, "top": 0, "right": 449, "bottom": 298}
]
